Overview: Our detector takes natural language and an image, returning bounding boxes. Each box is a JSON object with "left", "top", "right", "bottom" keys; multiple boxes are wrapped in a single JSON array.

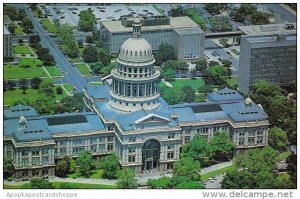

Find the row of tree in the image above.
[
  {"left": 29, "top": 35, "right": 55, "bottom": 65},
  {"left": 56, "top": 24, "right": 80, "bottom": 58}
]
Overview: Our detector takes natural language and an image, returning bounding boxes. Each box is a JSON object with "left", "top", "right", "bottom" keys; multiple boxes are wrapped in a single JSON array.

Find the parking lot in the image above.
[{"left": 42, "top": 4, "right": 162, "bottom": 28}]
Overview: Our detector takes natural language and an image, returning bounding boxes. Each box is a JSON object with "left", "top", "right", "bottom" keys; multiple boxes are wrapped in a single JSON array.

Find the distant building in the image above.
[
  {"left": 4, "top": 26, "right": 13, "bottom": 59},
  {"left": 4, "top": 20, "right": 269, "bottom": 181},
  {"left": 238, "top": 24, "right": 297, "bottom": 92},
  {"left": 4, "top": 15, "right": 12, "bottom": 27},
  {"left": 100, "top": 16, "right": 205, "bottom": 61}
]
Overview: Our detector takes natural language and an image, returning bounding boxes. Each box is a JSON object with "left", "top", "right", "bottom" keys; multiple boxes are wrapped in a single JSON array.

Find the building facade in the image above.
[
  {"left": 4, "top": 26, "right": 13, "bottom": 59},
  {"left": 100, "top": 16, "right": 205, "bottom": 61},
  {"left": 4, "top": 20, "right": 269, "bottom": 181},
  {"left": 238, "top": 24, "right": 297, "bottom": 92}
]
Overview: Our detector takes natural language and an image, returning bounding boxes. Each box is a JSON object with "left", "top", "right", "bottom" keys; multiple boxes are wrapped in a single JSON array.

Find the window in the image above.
[
  {"left": 128, "top": 147, "right": 136, "bottom": 153},
  {"left": 32, "top": 150, "right": 40, "bottom": 156},
  {"left": 167, "top": 162, "right": 173, "bottom": 169},
  {"left": 107, "top": 144, "right": 114, "bottom": 151},
  {"left": 99, "top": 144, "right": 105, "bottom": 152},
  {"left": 42, "top": 149, "right": 48, "bottom": 155},
  {"left": 168, "top": 133, "right": 175, "bottom": 139},
  {"left": 167, "top": 152, "right": 174, "bottom": 159},
  {"left": 167, "top": 144, "right": 174, "bottom": 150},
  {"left": 239, "top": 138, "right": 245, "bottom": 146},
  {"left": 22, "top": 151, "right": 28, "bottom": 156},
  {"left": 32, "top": 157, "right": 40, "bottom": 165},
  {"left": 33, "top": 170, "right": 39, "bottom": 176},
  {"left": 42, "top": 156, "right": 49, "bottom": 164},
  {"left": 128, "top": 155, "right": 136, "bottom": 163},
  {"left": 22, "top": 158, "right": 28, "bottom": 166},
  {"left": 184, "top": 136, "right": 191, "bottom": 143},
  {"left": 42, "top": 169, "right": 48, "bottom": 175},
  {"left": 129, "top": 137, "right": 136, "bottom": 142},
  {"left": 107, "top": 136, "right": 114, "bottom": 142}
]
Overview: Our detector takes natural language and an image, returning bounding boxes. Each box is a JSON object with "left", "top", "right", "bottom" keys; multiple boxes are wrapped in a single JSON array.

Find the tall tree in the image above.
[
  {"left": 25, "top": 178, "right": 53, "bottom": 189},
  {"left": 76, "top": 151, "right": 94, "bottom": 177},
  {"left": 78, "top": 9, "right": 97, "bottom": 31},
  {"left": 286, "top": 154, "right": 297, "bottom": 186},
  {"left": 208, "top": 131, "right": 234, "bottom": 161},
  {"left": 268, "top": 127, "right": 288, "bottom": 152},
  {"left": 154, "top": 43, "right": 176, "bottom": 65},
  {"left": 7, "top": 80, "right": 16, "bottom": 90},
  {"left": 4, "top": 157, "right": 14, "bottom": 179},
  {"left": 207, "top": 65, "right": 228, "bottom": 85},
  {"left": 21, "top": 16, "right": 34, "bottom": 33},
  {"left": 181, "top": 85, "right": 195, "bottom": 103},
  {"left": 82, "top": 45, "right": 99, "bottom": 63},
  {"left": 116, "top": 168, "right": 138, "bottom": 189},
  {"left": 100, "top": 154, "right": 120, "bottom": 179},
  {"left": 19, "top": 78, "right": 29, "bottom": 91},
  {"left": 195, "top": 59, "right": 207, "bottom": 72},
  {"left": 30, "top": 77, "right": 42, "bottom": 89},
  {"left": 56, "top": 157, "right": 71, "bottom": 178},
  {"left": 222, "top": 170, "right": 255, "bottom": 189},
  {"left": 181, "top": 135, "right": 208, "bottom": 165}
]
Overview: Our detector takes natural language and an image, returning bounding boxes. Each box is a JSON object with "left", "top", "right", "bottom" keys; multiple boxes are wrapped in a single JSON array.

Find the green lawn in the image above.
[
  {"left": 170, "top": 78, "right": 205, "bottom": 91},
  {"left": 75, "top": 63, "right": 91, "bottom": 76},
  {"left": 4, "top": 58, "right": 47, "bottom": 79},
  {"left": 15, "top": 24, "right": 24, "bottom": 35},
  {"left": 4, "top": 85, "right": 66, "bottom": 106},
  {"left": 201, "top": 165, "right": 235, "bottom": 181},
  {"left": 13, "top": 45, "right": 33, "bottom": 55},
  {"left": 52, "top": 182, "right": 116, "bottom": 189},
  {"left": 40, "top": 19, "right": 57, "bottom": 33},
  {"left": 4, "top": 184, "right": 24, "bottom": 189},
  {"left": 89, "top": 82, "right": 102, "bottom": 86},
  {"left": 63, "top": 83, "right": 74, "bottom": 92},
  {"left": 226, "top": 77, "right": 238, "bottom": 89},
  {"left": 231, "top": 49, "right": 240, "bottom": 55},
  {"left": 4, "top": 88, "right": 41, "bottom": 106},
  {"left": 45, "top": 66, "right": 62, "bottom": 77}
]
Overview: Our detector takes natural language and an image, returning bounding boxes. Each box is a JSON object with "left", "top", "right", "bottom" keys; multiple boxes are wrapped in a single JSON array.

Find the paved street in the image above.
[
  {"left": 264, "top": 4, "right": 296, "bottom": 23},
  {"left": 14, "top": 4, "right": 89, "bottom": 91}
]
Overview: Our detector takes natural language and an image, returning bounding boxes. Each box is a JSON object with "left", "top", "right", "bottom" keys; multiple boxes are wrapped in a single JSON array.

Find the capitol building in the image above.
[{"left": 4, "top": 19, "right": 269, "bottom": 180}]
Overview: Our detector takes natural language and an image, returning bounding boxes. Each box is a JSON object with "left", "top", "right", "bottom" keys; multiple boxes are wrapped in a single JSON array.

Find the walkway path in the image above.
[
  {"left": 4, "top": 161, "right": 233, "bottom": 187},
  {"left": 161, "top": 78, "right": 173, "bottom": 87}
]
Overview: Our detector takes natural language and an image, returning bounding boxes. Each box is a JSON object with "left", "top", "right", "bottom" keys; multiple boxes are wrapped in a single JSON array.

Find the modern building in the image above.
[
  {"left": 238, "top": 23, "right": 297, "bottom": 92},
  {"left": 4, "top": 26, "right": 13, "bottom": 60},
  {"left": 4, "top": 20, "right": 269, "bottom": 181},
  {"left": 100, "top": 16, "right": 205, "bottom": 61}
]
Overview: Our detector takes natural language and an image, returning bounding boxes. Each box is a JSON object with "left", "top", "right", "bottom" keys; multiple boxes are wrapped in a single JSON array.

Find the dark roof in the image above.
[
  {"left": 207, "top": 87, "right": 244, "bottom": 103},
  {"left": 47, "top": 115, "right": 88, "bottom": 126},
  {"left": 191, "top": 104, "right": 222, "bottom": 113}
]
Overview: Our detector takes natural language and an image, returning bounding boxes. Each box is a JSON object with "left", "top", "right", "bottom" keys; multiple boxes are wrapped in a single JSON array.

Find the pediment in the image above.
[{"left": 134, "top": 113, "right": 170, "bottom": 124}]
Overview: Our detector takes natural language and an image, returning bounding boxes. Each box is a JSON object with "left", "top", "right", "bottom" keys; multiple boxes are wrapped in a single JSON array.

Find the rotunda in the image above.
[{"left": 109, "top": 19, "right": 161, "bottom": 112}]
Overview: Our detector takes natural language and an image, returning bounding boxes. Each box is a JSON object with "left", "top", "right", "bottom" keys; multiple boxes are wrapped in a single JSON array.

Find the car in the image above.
[
  {"left": 208, "top": 178, "right": 214, "bottom": 182},
  {"left": 65, "top": 72, "right": 69, "bottom": 75}
]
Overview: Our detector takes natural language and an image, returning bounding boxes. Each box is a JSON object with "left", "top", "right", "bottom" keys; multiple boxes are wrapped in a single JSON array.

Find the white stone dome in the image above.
[{"left": 118, "top": 37, "right": 153, "bottom": 62}]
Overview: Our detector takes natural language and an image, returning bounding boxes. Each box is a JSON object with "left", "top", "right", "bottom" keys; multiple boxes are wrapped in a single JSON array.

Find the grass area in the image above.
[
  {"left": 15, "top": 24, "right": 24, "bottom": 35},
  {"left": 4, "top": 58, "right": 47, "bottom": 79},
  {"left": 4, "top": 85, "right": 65, "bottom": 106},
  {"left": 226, "top": 77, "right": 238, "bottom": 89},
  {"left": 89, "top": 82, "right": 102, "bottom": 86},
  {"left": 40, "top": 19, "right": 57, "bottom": 33},
  {"left": 231, "top": 49, "right": 240, "bottom": 55},
  {"left": 44, "top": 66, "right": 62, "bottom": 77},
  {"left": 52, "top": 182, "right": 116, "bottom": 189},
  {"left": 187, "top": 8, "right": 207, "bottom": 28},
  {"left": 63, "top": 83, "right": 74, "bottom": 92},
  {"left": 4, "top": 88, "right": 41, "bottom": 106},
  {"left": 278, "top": 151, "right": 291, "bottom": 161},
  {"left": 4, "top": 184, "right": 24, "bottom": 189},
  {"left": 170, "top": 78, "right": 205, "bottom": 91},
  {"left": 79, "top": 47, "right": 84, "bottom": 56},
  {"left": 201, "top": 165, "right": 235, "bottom": 181},
  {"left": 75, "top": 63, "right": 91, "bottom": 76},
  {"left": 13, "top": 45, "right": 33, "bottom": 55},
  {"left": 70, "top": 57, "right": 82, "bottom": 64}
]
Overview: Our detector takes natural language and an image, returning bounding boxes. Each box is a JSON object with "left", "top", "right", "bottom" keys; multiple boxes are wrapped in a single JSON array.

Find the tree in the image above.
[
  {"left": 207, "top": 65, "right": 228, "bottom": 85},
  {"left": 195, "top": 59, "right": 207, "bottom": 72},
  {"left": 8, "top": 23, "right": 16, "bottom": 35},
  {"left": 85, "top": 35, "right": 94, "bottom": 43},
  {"left": 39, "top": 79, "right": 54, "bottom": 97},
  {"left": 82, "top": 45, "right": 99, "bottom": 63},
  {"left": 116, "top": 168, "right": 138, "bottom": 189},
  {"left": 221, "top": 59, "right": 232, "bottom": 67},
  {"left": 238, "top": 4, "right": 257, "bottom": 16},
  {"left": 17, "top": 9, "right": 26, "bottom": 21},
  {"left": 174, "top": 180, "right": 204, "bottom": 189},
  {"left": 205, "top": 4, "right": 226, "bottom": 14},
  {"left": 286, "top": 154, "right": 297, "bottom": 186},
  {"left": 147, "top": 176, "right": 172, "bottom": 189},
  {"left": 274, "top": 173, "right": 295, "bottom": 189},
  {"left": 76, "top": 151, "right": 94, "bottom": 177},
  {"left": 288, "top": 80, "right": 296, "bottom": 93},
  {"left": 222, "top": 170, "right": 255, "bottom": 189},
  {"left": 181, "top": 85, "right": 195, "bottom": 103},
  {"left": 162, "top": 68, "right": 175, "bottom": 81},
  {"left": 181, "top": 135, "right": 208, "bottom": 165},
  {"left": 78, "top": 9, "right": 97, "bottom": 31},
  {"left": 251, "top": 11, "right": 270, "bottom": 25},
  {"left": 60, "top": 92, "right": 84, "bottom": 112},
  {"left": 208, "top": 131, "right": 234, "bottom": 161},
  {"left": 42, "top": 54, "right": 55, "bottom": 66},
  {"left": 268, "top": 127, "right": 288, "bottom": 152},
  {"left": 100, "top": 154, "right": 120, "bottom": 179},
  {"left": 4, "top": 5, "right": 18, "bottom": 21},
  {"left": 160, "top": 88, "right": 184, "bottom": 105},
  {"left": 198, "top": 85, "right": 213, "bottom": 96},
  {"left": 169, "top": 5, "right": 186, "bottom": 17},
  {"left": 173, "top": 157, "right": 200, "bottom": 181},
  {"left": 90, "top": 62, "right": 104, "bottom": 74},
  {"left": 19, "top": 78, "right": 29, "bottom": 91},
  {"left": 4, "top": 157, "right": 14, "bottom": 179},
  {"left": 98, "top": 49, "right": 111, "bottom": 66},
  {"left": 4, "top": 80, "right": 8, "bottom": 92},
  {"left": 154, "top": 43, "right": 176, "bottom": 65},
  {"left": 30, "top": 77, "right": 42, "bottom": 89},
  {"left": 29, "top": 35, "right": 41, "bottom": 44},
  {"left": 56, "top": 157, "right": 70, "bottom": 178},
  {"left": 7, "top": 80, "right": 16, "bottom": 90},
  {"left": 21, "top": 16, "right": 34, "bottom": 33},
  {"left": 56, "top": 87, "right": 63, "bottom": 95},
  {"left": 26, "top": 178, "right": 53, "bottom": 189}
]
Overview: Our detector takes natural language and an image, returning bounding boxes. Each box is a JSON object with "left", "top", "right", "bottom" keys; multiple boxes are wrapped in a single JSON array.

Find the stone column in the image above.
[
  {"left": 28, "top": 151, "right": 32, "bottom": 166},
  {"left": 130, "top": 83, "right": 133, "bottom": 97},
  {"left": 137, "top": 83, "right": 140, "bottom": 97},
  {"left": 144, "top": 84, "right": 147, "bottom": 96}
]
